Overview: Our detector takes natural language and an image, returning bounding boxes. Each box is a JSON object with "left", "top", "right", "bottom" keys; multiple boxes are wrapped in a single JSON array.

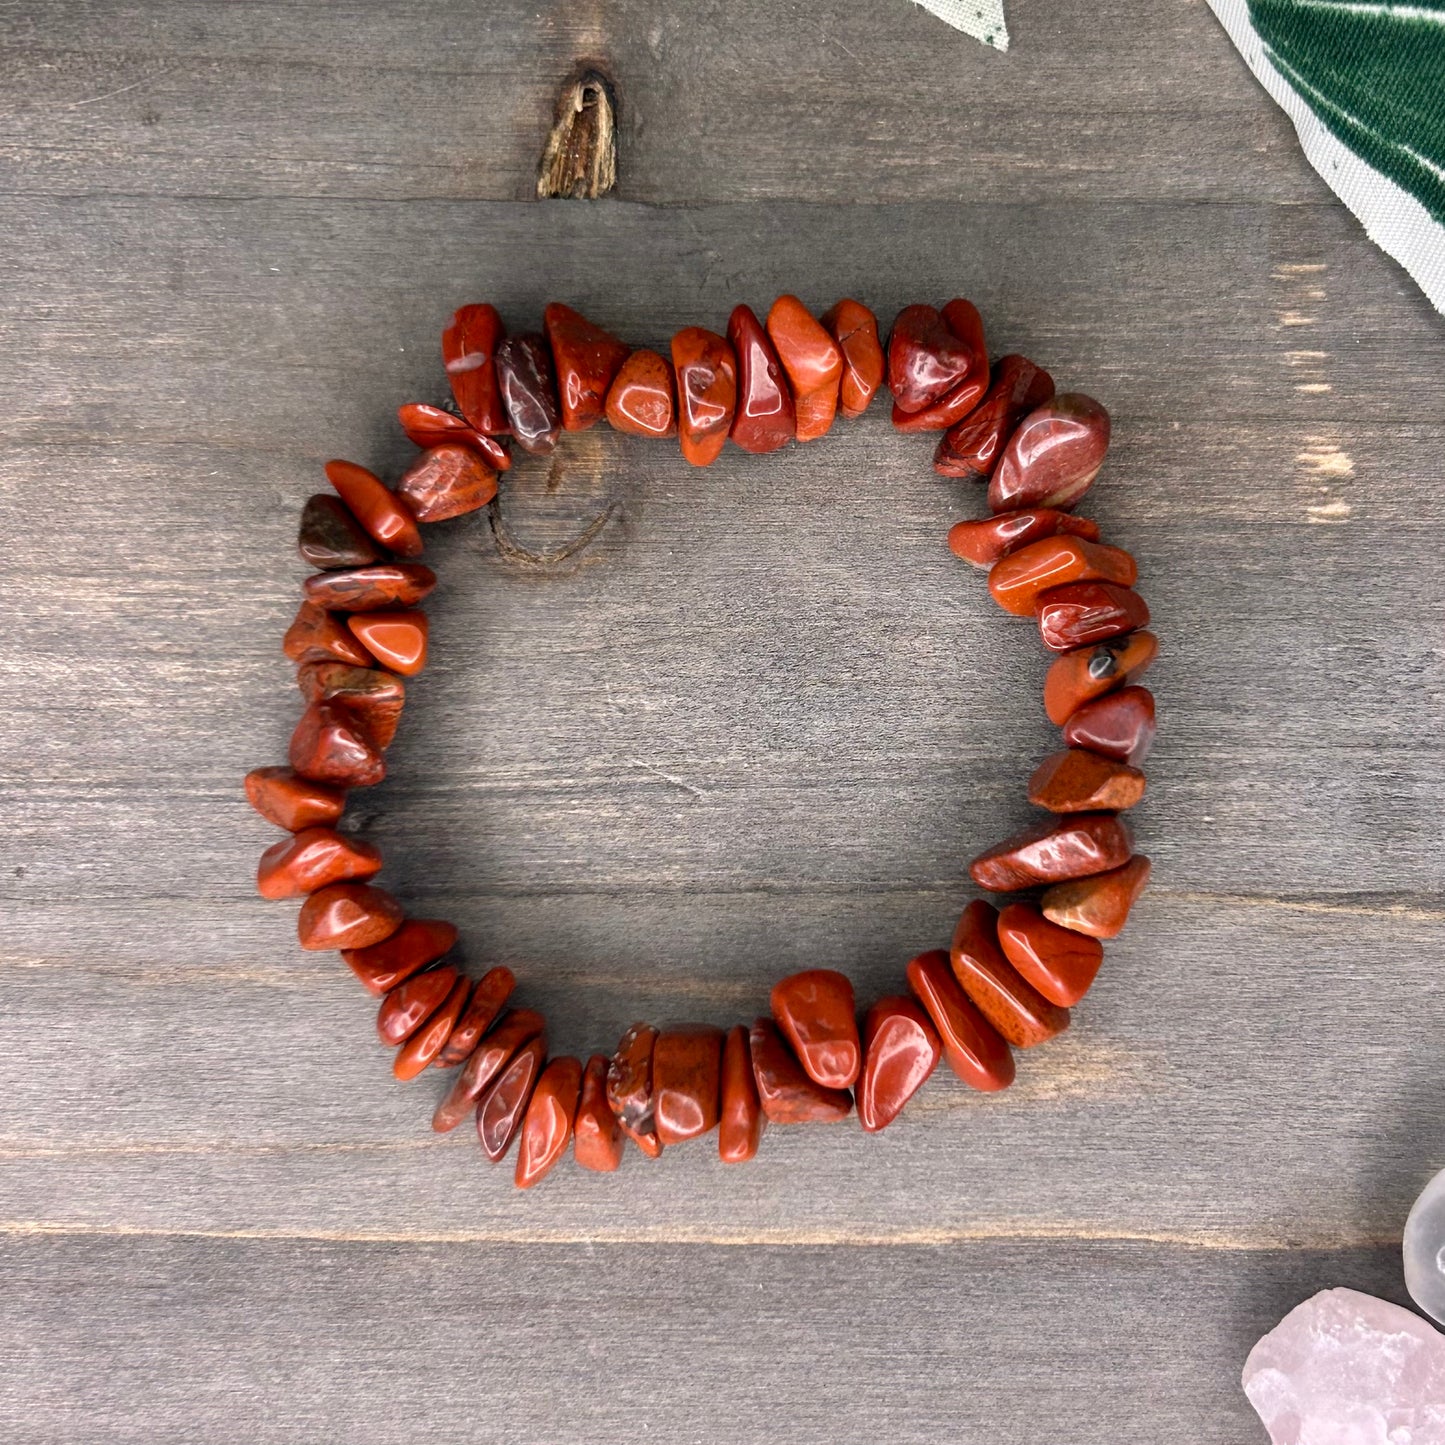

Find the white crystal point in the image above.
[
  {"left": 1242, "top": 1288, "right": 1445, "bottom": 1444},
  {"left": 1406, "top": 1168, "right": 1445, "bottom": 1326}
]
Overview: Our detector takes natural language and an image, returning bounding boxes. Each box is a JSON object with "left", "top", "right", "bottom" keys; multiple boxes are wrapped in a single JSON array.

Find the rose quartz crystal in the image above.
[{"left": 1242, "top": 1288, "right": 1445, "bottom": 1444}]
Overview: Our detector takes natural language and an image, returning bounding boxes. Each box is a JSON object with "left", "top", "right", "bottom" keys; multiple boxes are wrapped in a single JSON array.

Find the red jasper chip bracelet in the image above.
[{"left": 245, "top": 294, "right": 1156, "bottom": 1188}]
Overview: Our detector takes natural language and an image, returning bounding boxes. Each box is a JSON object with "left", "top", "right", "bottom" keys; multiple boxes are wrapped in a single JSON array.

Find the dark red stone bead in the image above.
[
  {"left": 652, "top": 1025, "right": 724, "bottom": 1145},
  {"left": 748, "top": 1017, "right": 852, "bottom": 1125},
  {"left": 256, "top": 825, "right": 382, "bottom": 900},
  {"left": 989, "top": 538, "right": 1138, "bottom": 617},
  {"left": 950, "top": 901, "right": 1070, "bottom": 1049},
  {"left": 934, "top": 354, "right": 1056, "bottom": 480},
  {"left": 574, "top": 1054, "right": 626, "bottom": 1172},
  {"left": 718, "top": 1023, "right": 765, "bottom": 1164},
  {"left": 346, "top": 611, "right": 428, "bottom": 676},
  {"left": 857, "top": 995, "right": 941, "bottom": 1133},
  {"left": 606, "top": 1021, "right": 664, "bottom": 1157},
  {"left": 343, "top": 918, "right": 457, "bottom": 995},
  {"left": 892, "top": 299, "right": 988, "bottom": 433},
  {"left": 296, "top": 882, "right": 402, "bottom": 951},
  {"left": 887, "top": 304, "right": 975, "bottom": 414},
  {"left": 324, "top": 460, "right": 424, "bottom": 558},
  {"left": 1063, "top": 685, "right": 1157, "bottom": 766},
  {"left": 442, "top": 303, "right": 508, "bottom": 434},
  {"left": 821, "top": 299, "right": 885, "bottom": 418},
  {"left": 244, "top": 766, "right": 345, "bottom": 832},
  {"left": 671, "top": 327, "right": 737, "bottom": 468},
  {"left": 544, "top": 303, "right": 631, "bottom": 432},
  {"left": 297, "top": 663, "right": 405, "bottom": 749},
  {"left": 1027, "top": 747, "right": 1146, "bottom": 813},
  {"left": 1042, "top": 856, "right": 1152, "bottom": 939},
  {"left": 996, "top": 902, "right": 1104, "bottom": 1008},
  {"left": 726, "top": 303, "right": 795, "bottom": 454},
  {"left": 288, "top": 700, "right": 385, "bottom": 788},
  {"left": 393, "top": 973, "right": 470, "bottom": 1080},
  {"left": 948, "top": 509, "right": 1100, "bottom": 570},
  {"left": 1043, "top": 631, "right": 1158, "bottom": 726},
  {"left": 396, "top": 403, "right": 511, "bottom": 472},
  {"left": 283, "top": 602, "right": 374, "bottom": 668},
  {"left": 905, "top": 949, "right": 1015, "bottom": 1092},
  {"left": 770, "top": 969, "right": 861, "bottom": 1089},
  {"left": 604, "top": 349, "right": 677, "bottom": 438},
  {"left": 434, "top": 965, "right": 516, "bottom": 1067},
  {"left": 431, "top": 1007, "right": 546, "bottom": 1133},
  {"left": 1037, "top": 582, "right": 1149, "bottom": 652},
  {"left": 395, "top": 445, "right": 497, "bottom": 524},
  {"left": 377, "top": 963, "right": 459, "bottom": 1046},
  {"left": 302, "top": 563, "right": 436, "bottom": 613},
  {"left": 495, "top": 333, "right": 562, "bottom": 456},
  {"left": 516, "top": 1055, "right": 583, "bottom": 1188},
  {"left": 298, "top": 494, "right": 382, "bottom": 570},
  {"left": 970, "top": 812, "right": 1134, "bottom": 891},
  {"left": 477, "top": 1033, "right": 547, "bottom": 1162},
  {"left": 988, "top": 393, "right": 1111, "bottom": 513},
  {"left": 766, "top": 295, "right": 843, "bottom": 443}
]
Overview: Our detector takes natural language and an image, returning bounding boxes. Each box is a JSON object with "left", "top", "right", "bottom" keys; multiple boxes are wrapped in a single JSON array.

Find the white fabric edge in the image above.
[
  {"left": 912, "top": 0, "right": 1010, "bottom": 52},
  {"left": 1206, "top": 0, "right": 1445, "bottom": 313}
]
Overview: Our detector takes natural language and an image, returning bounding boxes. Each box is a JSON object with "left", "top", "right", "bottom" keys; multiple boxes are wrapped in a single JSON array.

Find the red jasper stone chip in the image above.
[
  {"left": 298, "top": 495, "right": 382, "bottom": 570},
  {"left": 718, "top": 1023, "right": 766, "bottom": 1164},
  {"left": 346, "top": 611, "right": 428, "bottom": 677},
  {"left": 432, "top": 1007, "right": 546, "bottom": 1133},
  {"left": 770, "top": 969, "right": 862, "bottom": 1090},
  {"left": 1042, "top": 856, "right": 1152, "bottom": 939},
  {"left": 948, "top": 509, "right": 1100, "bottom": 570},
  {"left": 934, "top": 354, "right": 1055, "bottom": 481},
  {"left": 1044, "top": 631, "right": 1159, "bottom": 726},
  {"left": 395, "top": 445, "right": 498, "bottom": 524},
  {"left": 821, "top": 299, "right": 884, "bottom": 418},
  {"left": 727, "top": 303, "right": 796, "bottom": 454},
  {"left": 324, "top": 459, "right": 424, "bottom": 559},
  {"left": 892, "top": 299, "right": 988, "bottom": 433},
  {"left": 515, "top": 1055, "right": 584, "bottom": 1188},
  {"left": 477, "top": 1033, "right": 548, "bottom": 1162},
  {"left": 1027, "top": 747, "right": 1146, "bottom": 813},
  {"left": 1036, "top": 582, "right": 1149, "bottom": 653},
  {"left": 244, "top": 766, "right": 345, "bottom": 833},
  {"left": 607, "top": 1022, "right": 665, "bottom": 1158},
  {"left": 393, "top": 973, "right": 470, "bottom": 1080},
  {"left": 887, "top": 304, "right": 975, "bottom": 414},
  {"left": 283, "top": 602, "right": 374, "bottom": 668},
  {"left": 343, "top": 918, "right": 457, "bottom": 996},
  {"left": 544, "top": 303, "right": 631, "bottom": 432},
  {"left": 297, "top": 663, "right": 405, "bottom": 750},
  {"left": 857, "top": 995, "right": 942, "bottom": 1133},
  {"left": 604, "top": 349, "right": 677, "bottom": 438},
  {"left": 671, "top": 327, "right": 738, "bottom": 468},
  {"left": 748, "top": 1017, "right": 853, "bottom": 1125},
  {"left": 434, "top": 965, "right": 516, "bottom": 1068},
  {"left": 574, "top": 1054, "right": 626, "bottom": 1172},
  {"left": 652, "top": 1025, "right": 725, "bottom": 1145},
  {"left": 303, "top": 563, "right": 437, "bottom": 613},
  {"left": 970, "top": 812, "right": 1134, "bottom": 892},
  {"left": 905, "top": 948, "right": 1015, "bottom": 1092},
  {"left": 297, "top": 883, "right": 403, "bottom": 952},
  {"left": 377, "top": 963, "right": 460, "bottom": 1046},
  {"left": 442, "top": 303, "right": 508, "bottom": 435},
  {"left": 256, "top": 825, "right": 382, "bottom": 900},
  {"left": 988, "top": 538, "right": 1138, "bottom": 617},
  {"left": 289, "top": 700, "right": 385, "bottom": 788},
  {"left": 1063, "top": 685, "right": 1157, "bottom": 766},
  {"left": 950, "top": 901, "right": 1070, "bottom": 1049},
  {"left": 396, "top": 403, "right": 511, "bottom": 472},
  {"left": 495, "top": 333, "right": 562, "bottom": 456},
  {"left": 996, "top": 902, "right": 1104, "bottom": 1008},
  {"left": 766, "top": 294, "right": 843, "bottom": 443},
  {"left": 988, "top": 393, "right": 1111, "bottom": 514}
]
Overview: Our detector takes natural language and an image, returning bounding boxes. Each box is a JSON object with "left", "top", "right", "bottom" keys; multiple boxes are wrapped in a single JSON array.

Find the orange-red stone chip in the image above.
[
  {"left": 948, "top": 509, "right": 1100, "bottom": 569},
  {"left": 256, "top": 825, "right": 382, "bottom": 900},
  {"left": 766, "top": 294, "right": 843, "bottom": 443},
  {"left": 969, "top": 811, "right": 1133, "bottom": 891},
  {"left": 515, "top": 1055, "right": 584, "bottom": 1188},
  {"left": 748, "top": 1017, "right": 853, "bottom": 1125},
  {"left": 1037, "top": 581, "right": 1150, "bottom": 653},
  {"left": 996, "top": 901, "right": 1104, "bottom": 1008},
  {"left": 857, "top": 995, "right": 941, "bottom": 1133},
  {"left": 297, "top": 882, "right": 402, "bottom": 951},
  {"left": 770, "top": 969, "right": 862, "bottom": 1089},
  {"left": 988, "top": 537, "right": 1138, "bottom": 617},
  {"left": 346, "top": 611, "right": 428, "bottom": 677},
  {"left": 434, "top": 965, "right": 516, "bottom": 1068},
  {"left": 820, "top": 299, "right": 884, "bottom": 418},
  {"left": 477, "top": 1033, "right": 547, "bottom": 1162},
  {"left": 441, "top": 303, "right": 508, "bottom": 435},
  {"left": 544, "top": 303, "right": 631, "bottom": 432},
  {"left": 303, "top": 563, "right": 437, "bottom": 613},
  {"left": 1027, "top": 747, "right": 1146, "bottom": 813},
  {"left": 393, "top": 973, "right": 470, "bottom": 1080},
  {"left": 718, "top": 1023, "right": 765, "bottom": 1164},
  {"left": 283, "top": 602, "right": 374, "bottom": 668},
  {"left": 1042, "top": 856, "right": 1152, "bottom": 939},
  {"left": 377, "top": 963, "right": 460, "bottom": 1046},
  {"left": 395, "top": 445, "right": 498, "bottom": 523},
  {"left": 950, "top": 901, "right": 1069, "bottom": 1049},
  {"left": 244, "top": 766, "right": 345, "bottom": 833},
  {"left": 1063, "top": 685, "right": 1157, "bottom": 766},
  {"left": 1044, "top": 631, "right": 1159, "bottom": 726},
  {"left": 892, "top": 298, "right": 988, "bottom": 433},
  {"left": 297, "top": 663, "right": 405, "bottom": 749},
  {"left": 604, "top": 348, "right": 677, "bottom": 438},
  {"left": 343, "top": 918, "right": 457, "bottom": 995},
  {"left": 396, "top": 402, "right": 510, "bottom": 471},
  {"left": 934, "top": 354, "right": 1055, "bottom": 481},
  {"left": 905, "top": 948, "right": 1015, "bottom": 1092},
  {"left": 431, "top": 1007, "right": 546, "bottom": 1133},
  {"left": 671, "top": 326, "right": 737, "bottom": 467},
  {"left": 652, "top": 1025, "right": 725, "bottom": 1145},
  {"left": 324, "top": 459, "right": 424, "bottom": 558},
  {"left": 606, "top": 1021, "right": 664, "bottom": 1158},
  {"left": 289, "top": 701, "right": 386, "bottom": 788},
  {"left": 727, "top": 303, "right": 795, "bottom": 454},
  {"left": 574, "top": 1054, "right": 626, "bottom": 1172}
]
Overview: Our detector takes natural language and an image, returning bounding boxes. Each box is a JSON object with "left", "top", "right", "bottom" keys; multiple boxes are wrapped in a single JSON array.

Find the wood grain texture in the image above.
[{"left": 1, "top": 1, "right": 1444, "bottom": 1441}]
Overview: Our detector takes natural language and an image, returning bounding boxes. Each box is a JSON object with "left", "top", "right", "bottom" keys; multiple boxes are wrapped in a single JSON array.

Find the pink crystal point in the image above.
[{"left": 1243, "top": 1288, "right": 1445, "bottom": 1444}]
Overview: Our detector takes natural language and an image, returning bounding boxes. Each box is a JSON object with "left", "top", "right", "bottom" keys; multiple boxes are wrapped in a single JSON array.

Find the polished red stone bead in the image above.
[
  {"left": 748, "top": 1017, "right": 853, "bottom": 1125},
  {"left": 288, "top": 701, "right": 386, "bottom": 788},
  {"left": 255, "top": 825, "right": 382, "bottom": 900},
  {"left": 969, "top": 812, "right": 1134, "bottom": 891},
  {"left": 324, "top": 459, "right": 424, "bottom": 559},
  {"left": 996, "top": 902, "right": 1104, "bottom": 1008},
  {"left": 396, "top": 403, "right": 511, "bottom": 472},
  {"left": 887, "top": 304, "right": 975, "bottom": 414},
  {"left": 346, "top": 611, "right": 428, "bottom": 676},
  {"left": 394, "top": 973, "right": 470, "bottom": 1080},
  {"left": 950, "top": 901, "right": 1069, "bottom": 1049},
  {"left": 769, "top": 969, "right": 862, "bottom": 1089},
  {"left": 605, "top": 1022, "right": 665, "bottom": 1158},
  {"left": 516, "top": 1055, "right": 584, "bottom": 1188},
  {"left": 857, "top": 995, "right": 942, "bottom": 1133},
  {"left": 652, "top": 1025, "right": 724, "bottom": 1145},
  {"left": 1042, "top": 856, "right": 1151, "bottom": 939},
  {"left": 905, "top": 949, "right": 1015, "bottom": 1092},
  {"left": 1037, "top": 582, "right": 1149, "bottom": 653},
  {"left": 934, "top": 355, "right": 1055, "bottom": 481},
  {"left": 244, "top": 766, "right": 345, "bottom": 832},
  {"left": 574, "top": 1053, "right": 626, "bottom": 1172},
  {"left": 297, "top": 882, "right": 403, "bottom": 951},
  {"left": 377, "top": 963, "right": 459, "bottom": 1046},
  {"left": 671, "top": 327, "right": 737, "bottom": 468},
  {"left": 821, "top": 299, "right": 884, "bottom": 418},
  {"left": 442, "top": 303, "right": 509, "bottom": 434},
  {"left": 948, "top": 509, "right": 1101, "bottom": 570},
  {"left": 1043, "top": 631, "right": 1159, "bottom": 726},
  {"left": 726, "top": 304, "right": 795, "bottom": 454},
  {"left": 892, "top": 299, "right": 988, "bottom": 433},
  {"left": 434, "top": 965, "right": 516, "bottom": 1067},
  {"left": 1063, "top": 685, "right": 1157, "bottom": 766},
  {"left": 431, "top": 1007, "right": 546, "bottom": 1132},
  {"left": 477, "top": 1033, "right": 547, "bottom": 1162},
  {"left": 297, "top": 663, "right": 405, "bottom": 749},
  {"left": 988, "top": 538, "right": 1138, "bottom": 617},
  {"left": 283, "top": 602, "right": 374, "bottom": 668},
  {"left": 766, "top": 295, "right": 843, "bottom": 443},
  {"left": 1027, "top": 747, "right": 1146, "bottom": 813},
  {"left": 495, "top": 333, "right": 562, "bottom": 456},
  {"left": 343, "top": 917, "right": 457, "bottom": 995},
  {"left": 544, "top": 303, "right": 631, "bottom": 432},
  {"left": 303, "top": 563, "right": 437, "bottom": 613},
  {"left": 395, "top": 445, "right": 498, "bottom": 524},
  {"left": 298, "top": 495, "right": 382, "bottom": 570},
  {"left": 604, "top": 349, "right": 677, "bottom": 438},
  {"left": 988, "top": 393, "right": 1111, "bottom": 513},
  {"left": 718, "top": 1023, "right": 765, "bottom": 1164}
]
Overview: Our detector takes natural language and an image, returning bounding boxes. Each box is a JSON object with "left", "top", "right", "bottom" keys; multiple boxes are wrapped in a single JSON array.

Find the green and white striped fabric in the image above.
[{"left": 1208, "top": 0, "right": 1445, "bottom": 312}]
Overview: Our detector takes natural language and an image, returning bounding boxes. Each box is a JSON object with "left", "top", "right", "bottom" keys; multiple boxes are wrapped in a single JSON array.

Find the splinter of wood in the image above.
[{"left": 536, "top": 66, "right": 618, "bottom": 200}]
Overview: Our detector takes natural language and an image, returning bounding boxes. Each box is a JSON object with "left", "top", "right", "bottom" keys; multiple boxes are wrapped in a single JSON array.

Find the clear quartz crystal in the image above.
[{"left": 1406, "top": 1167, "right": 1445, "bottom": 1326}]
